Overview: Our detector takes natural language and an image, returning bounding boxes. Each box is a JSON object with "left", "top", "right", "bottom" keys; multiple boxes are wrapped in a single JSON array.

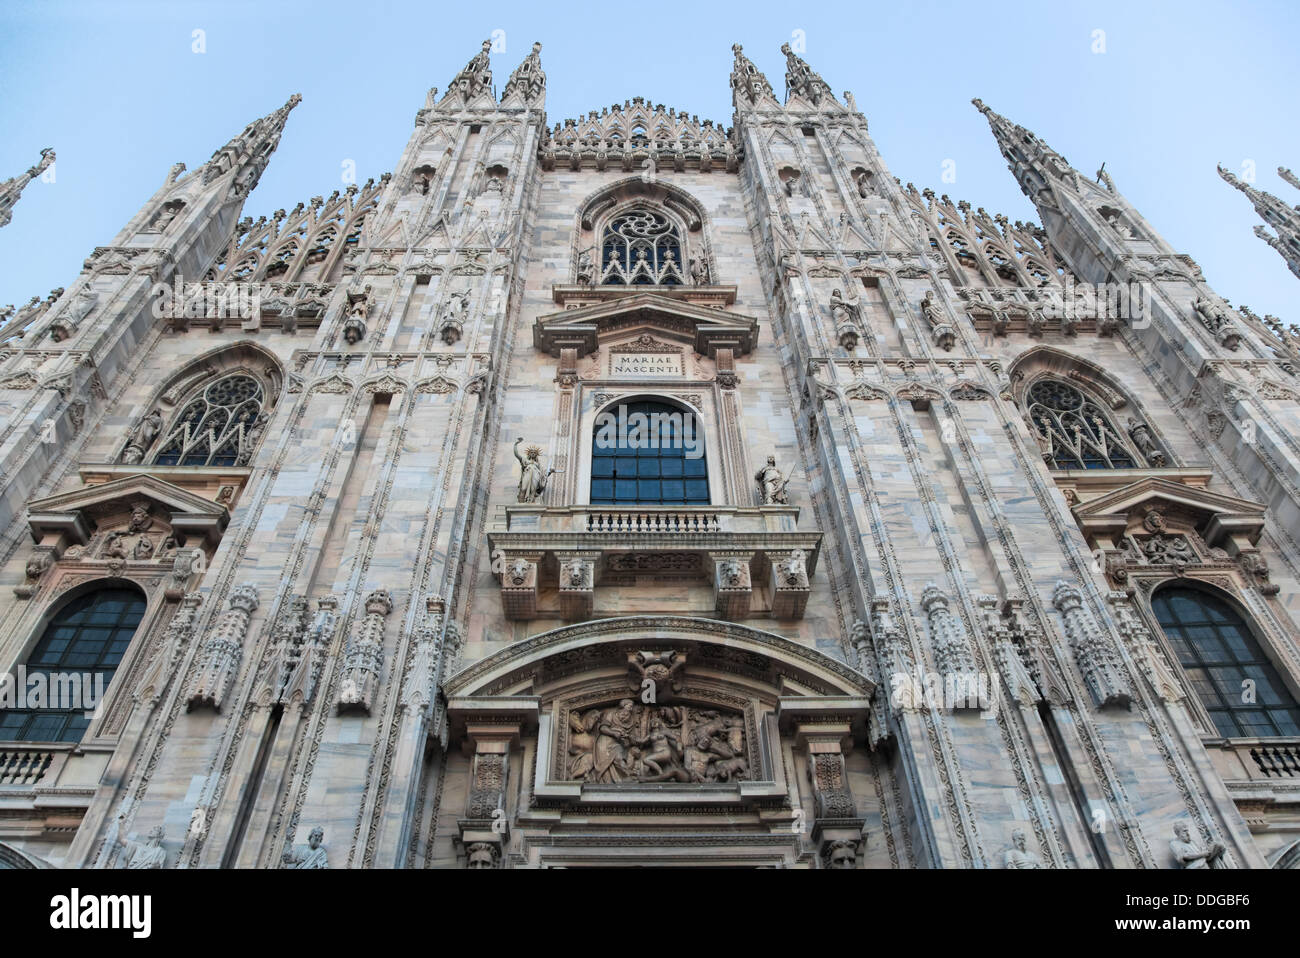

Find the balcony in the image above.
[
  {"left": 1209, "top": 738, "right": 1300, "bottom": 782},
  {"left": 487, "top": 505, "right": 822, "bottom": 621}
]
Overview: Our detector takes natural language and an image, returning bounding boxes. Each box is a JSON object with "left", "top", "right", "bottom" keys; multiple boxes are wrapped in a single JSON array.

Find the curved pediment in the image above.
[
  {"left": 442, "top": 614, "right": 872, "bottom": 700},
  {"left": 534, "top": 292, "right": 759, "bottom": 359}
]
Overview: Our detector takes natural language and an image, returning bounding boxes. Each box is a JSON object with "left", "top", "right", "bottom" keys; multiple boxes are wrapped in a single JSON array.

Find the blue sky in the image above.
[{"left": 1, "top": 0, "right": 1297, "bottom": 317}]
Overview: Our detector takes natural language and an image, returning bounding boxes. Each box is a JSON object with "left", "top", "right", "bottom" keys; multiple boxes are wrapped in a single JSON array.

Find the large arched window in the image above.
[
  {"left": 1026, "top": 378, "right": 1137, "bottom": 469},
  {"left": 600, "top": 209, "right": 684, "bottom": 286},
  {"left": 0, "top": 587, "right": 146, "bottom": 743},
  {"left": 153, "top": 373, "right": 266, "bottom": 467},
  {"left": 590, "top": 400, "right": 708, "bottom": 505},
  {"left": 1152, "top": 586, "right": 1300, "bottom": 738}
]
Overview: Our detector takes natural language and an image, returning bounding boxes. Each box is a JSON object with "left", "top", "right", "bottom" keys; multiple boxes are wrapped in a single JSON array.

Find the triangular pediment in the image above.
[
  {"left": 534, "top": 291, "right": 758, "bottom": 358},
  {"left": 28, "top": 473, "right": 229, "bottom": 545},
  {"left": 1072, "top": 476, "right": 1266, "bottom": 546}
]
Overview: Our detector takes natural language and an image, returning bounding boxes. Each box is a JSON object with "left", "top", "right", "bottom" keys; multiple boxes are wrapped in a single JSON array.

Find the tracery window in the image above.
[
  {"left": 600, "top": 209, "right": 685, "bottom": 286},
  {"left": 1153, "top": 587, "right": 1300, "bottom": 738},
  {"left": 1026, "top": 378, "right": 1137, "bottom": 469},
  {"left": 0, "top": 587, "right": 145, "bottom": 743},
  {"left": 590, "top": 400, "right": 709, "bottom": 505},
  {"left": 153, "top": 373, "right": 266, "bottom": 467}
]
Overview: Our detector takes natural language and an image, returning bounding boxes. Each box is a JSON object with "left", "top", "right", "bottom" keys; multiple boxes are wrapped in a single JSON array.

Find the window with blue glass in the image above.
[
  {"left": 1026, "top": 378, "right": 1137, "bottom": 469},
  {"left": 153, "top": 373, "right": 265, "bottom": 467},
  {"left": 599, "top": 209, "right": 685, "bottom": 286},
  {"left": 0, "top": 587, "right": 146, "bottom": 743},
  {"left": 1152, "top": 586, "right": 1300, "bottom": 738},
  {"left": 590, "top": 400, "right": 709, "bottom": 505}
]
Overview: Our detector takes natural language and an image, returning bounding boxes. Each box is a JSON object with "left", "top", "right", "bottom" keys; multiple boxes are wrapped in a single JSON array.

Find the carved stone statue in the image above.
[
  {"left": 283, "top": 826, "right": 329, "bottom": 868},
  {"left": 1170, "top": 822, "right": 1224, "bottom": 869},
  {"left": 688, "top": 255, "right": 708, "bottom": 286},
  {"left": 1126, "top": 417, "right": 1166, "bottom": 467},
  {"left": 235, "top": 411, "right": 269, "bottom": 466},
  {"left": 575, "top": 248, "right": 595, "bottom": 286},
  {"left": 121, "top": 408, "right": 163, "bottom": 464},
  {"left": 120, "top": 825, "right": 167, "bottom": 869},
  {"left": 755, "top": 455, "right": 791, "bottom": 505},
  {"left": 132, "top": 536, "right": 154, "bottom": 560},
  {"left": 514, "top": 437, "right": 554, "bottom": 503},
  {"left": 829, "top": 288, "right": 859, "bottom": 324},
  {"left": 1003, "top": 829, "right": 1043, "bottom": 868}
]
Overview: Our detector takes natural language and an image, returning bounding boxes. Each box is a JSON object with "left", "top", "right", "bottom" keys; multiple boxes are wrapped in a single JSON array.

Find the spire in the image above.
[
  {"left": 443, "top": 39, "right": 495, "bottom": 103},
  {"left": 0, "top": 148, "right": 54, "bottom": 228},
  {"left": 1219, "top": 164, "right": 1300, "bottom": 281},
  {"left": 501, "top": 41, "right": 545, "bottom": 105},
  {"left": 972, "top": 98, "right": 1081, "bottom": 203},
  {"left": 730, "top": 43, "right": 776, "bottom": 108},
  {"left": 780, "top": 43, "right": 836, "bottom": 106},
  {"left": 201, "top": 93, "right": 301, "bottom": 197}
]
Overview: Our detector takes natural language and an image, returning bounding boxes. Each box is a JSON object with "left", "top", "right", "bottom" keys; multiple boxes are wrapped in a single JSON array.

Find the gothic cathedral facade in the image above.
[{"left": 0, "top": 40, "right": 1298, "bottom": 870}]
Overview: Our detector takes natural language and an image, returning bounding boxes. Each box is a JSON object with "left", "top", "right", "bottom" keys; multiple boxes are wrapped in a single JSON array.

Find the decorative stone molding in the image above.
[
  {"left": 1107, "top": 592, "right": 1184, "bottom": 704},
  {"left": 1052, "top": 581, "right": 1132, "bottom": 709},
  {"left": 135, "top": 592, "right": 203, "bottom": 709},
  {"left": 400, "top": 596, "right": 446, "bottom": 716},
  {"left": 337, "top": 589, "right": 393, "bottom": 714},
  {"left": 977, "top": 595, "right": 1040, "bottom": 707},
  {"left": 187, "top": 583, "right": 259, "bottom": 711}
]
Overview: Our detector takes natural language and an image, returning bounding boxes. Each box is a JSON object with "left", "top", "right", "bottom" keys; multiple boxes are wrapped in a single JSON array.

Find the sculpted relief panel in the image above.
[{"left": 562, "top": 699, "right": 751, "bottom": 784}]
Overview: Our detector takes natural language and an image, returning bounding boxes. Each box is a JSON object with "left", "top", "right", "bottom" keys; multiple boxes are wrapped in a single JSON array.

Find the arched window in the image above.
[
  {"left": 1153, "top": 586, "right": 1300, "bottom": 738},
  {"left": 1027, "top": 378, "right": 1137, "bottom": 469},
  {"left": 590, "top": 400, "right": 708, "bottom": 505},
  {"left": 600, "top": 209, "right": 684, "bottom": 286},
  {"left": 153, "top": 373, "right": 266, "bottom": 467},
  {"left": 0, "top": 587, "right": 146, "bottom": 743}
]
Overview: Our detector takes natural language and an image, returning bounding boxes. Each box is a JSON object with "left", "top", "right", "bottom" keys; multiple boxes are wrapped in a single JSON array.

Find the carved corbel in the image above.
[
  {"left": 779, "top": 704, "right": 867, "bottom": 868},
  {"left": 458, "top": 717, "right": 528, "bottom": 867},
  {"left": 769, "top": 547, "right": 811, "bottom": 619},
  {"left": 712, "top": 552, "right": 753, "bottom": 619},
  {"left": 500, "top": 553, "right": 541, "bottom": 620},
  {"left": 14, "top": 545, "right": 56, "bottom": 599},
  {"left": 556, "top": 552, "right": 597, "bottom": 621}
]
